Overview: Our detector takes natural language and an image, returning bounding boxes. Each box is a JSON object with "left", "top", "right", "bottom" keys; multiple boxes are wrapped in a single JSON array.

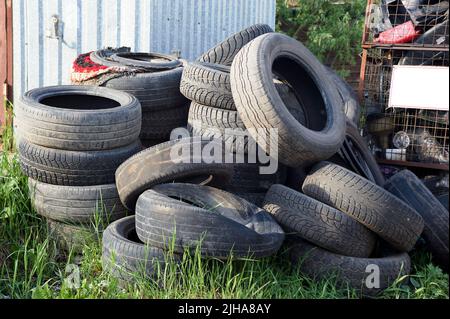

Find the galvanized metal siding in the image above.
[{"left": 12, "top": 0, "right": 275, "bottom": 100}]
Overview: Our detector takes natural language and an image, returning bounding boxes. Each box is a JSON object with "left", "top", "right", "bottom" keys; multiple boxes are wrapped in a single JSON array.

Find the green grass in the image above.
[{"left": 0, "top": 149, "right": 448, "bottom": 299}]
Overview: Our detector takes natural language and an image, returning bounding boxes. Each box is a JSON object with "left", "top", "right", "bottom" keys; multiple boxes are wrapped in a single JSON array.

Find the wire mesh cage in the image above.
[
  {"left": 363, "top": 0, "right": 449, "bottom": 48},
  {"left": 362, "top": 47, "right": 449, "bottom": 167}
]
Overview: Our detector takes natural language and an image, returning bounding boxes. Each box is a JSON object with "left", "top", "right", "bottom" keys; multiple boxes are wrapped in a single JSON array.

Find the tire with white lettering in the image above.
[
  {"left": 102, "top": 216, "right": 180, "bottom": 283},
  {"left": 230, "top": 33, "right": 346, "bottom": 167},
  {"left": 135, "top": 183, "right": 285, "bottom": 258},
  {"left": 385, "top": 169, "right": 449, "bottom": 271},
  {"left": 197, "top": 24, "right": 273, "bottom": 66},
  {"left": 302, "top": 162, "right": 424, "bottom": 252},
  {"left": 289, "top": 239, "right": 411, "bottom": 296},
  {"left": 264, "top": 184, "right": 376, "bottom": 257},
  {"left": 115, "top": 138, "right": 233, "bottom": 210}
]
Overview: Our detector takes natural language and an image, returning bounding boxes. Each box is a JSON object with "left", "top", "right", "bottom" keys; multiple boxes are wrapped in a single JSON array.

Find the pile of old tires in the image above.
[
  {"left": 14, "top": 85, "right": 142, "bottom": 252},
  {"left": 71, "top": 48, "right": 189, "bottom": 147}
]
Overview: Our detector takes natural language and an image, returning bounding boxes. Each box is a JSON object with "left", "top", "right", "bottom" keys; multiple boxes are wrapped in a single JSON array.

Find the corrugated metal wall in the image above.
[{"left": 12, "top": 0, "right": 275, "bottom": 100}]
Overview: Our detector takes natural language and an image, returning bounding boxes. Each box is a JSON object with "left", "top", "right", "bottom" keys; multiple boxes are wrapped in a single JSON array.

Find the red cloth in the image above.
[{"left": 374, "top": 21, "right": 420, "bottom": 44}]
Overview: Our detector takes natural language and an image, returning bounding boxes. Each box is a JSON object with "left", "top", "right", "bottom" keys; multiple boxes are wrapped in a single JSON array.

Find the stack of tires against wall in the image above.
[
  {"left": 180, "top": 24, "right": 287, "bottom": 206},
  {"left": 71, "top": 48, "right": 189, "bottom": 148},
  {"left": 14, "top": 86, "right": 142, "bottom": 253},
  {"left": 227, "top": 32, "right": 427, "bottom": 296},
  {"left": 102, "top": 137, "right": 285, "bottom": 284}
]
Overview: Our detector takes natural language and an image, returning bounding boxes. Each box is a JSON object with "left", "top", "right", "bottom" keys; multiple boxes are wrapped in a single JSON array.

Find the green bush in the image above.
[{"left": 276, "top": 0, "right": 366, "bottom": 77}]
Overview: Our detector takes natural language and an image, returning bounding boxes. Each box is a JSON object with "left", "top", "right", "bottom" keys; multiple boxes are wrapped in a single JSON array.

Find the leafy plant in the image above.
[{"left": 276, "top": 0, "right": 366, "bottom": 77}]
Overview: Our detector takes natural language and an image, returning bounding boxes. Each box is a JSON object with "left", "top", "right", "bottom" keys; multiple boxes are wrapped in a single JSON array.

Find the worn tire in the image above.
[
  {"left": 115, "top": 138, "right": 233, "bottom": 210},
  {"left": 197, "top": 24, "right": 273, "bottom": 66},
  {"left": 103, "top": 67, "right": 188, "bottom": 112},
  {"left": 180, "top": 62, "right": 235, "bottom": 110},
  {"left": 29, "top": 179, "right": 128, "bottom": 224},
  {"left": 264, "top": 185, "right": 376, "bottom": 257},
  {"left": 140, "top": 106, "right": 189, "bottom": 140},
  {"left": 385, "top": 170, "right": 449, "bottom": 271},
  {"left": 135, "top": 183, "right": 284, "bottom": 258},
  {"left": 233, "top": 192, "right": 266, "bottom": 207},
  {"left": 302, "top": 162, "right": 424, "bottom": 252},
  {"left": 102, "top": 216, "right": 180, "bottom": 282},
  {"left": 230, "top": 33, "right": 346, "bottom": 167},
  {"left": 188, "top": 102, "right": 245, "bottom": 130},
  {"left": 226, "top": 163, "right": 287, "bottom": 193},
  {"left": 110, "top": 52, "right": 182, "bottom": 70},
  {"left": 19, "top": 139, "right": 141, "bottom": 186},
  {"left": 289, "top": 239, "right": 411, "bottom": 296},
  {"left": 47, "top": 219, "right": 99, "bottom": 253},
  {"left": 336, "top": 122, "right": 385, "bottom": 186},
  {"left": 14, "top": 85, "right": 141, "bottom": 151}
]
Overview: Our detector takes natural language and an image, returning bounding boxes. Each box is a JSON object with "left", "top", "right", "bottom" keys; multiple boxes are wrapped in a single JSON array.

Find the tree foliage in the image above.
[{"left": 276, "top": 0, "right": 366, "bottom": 77}]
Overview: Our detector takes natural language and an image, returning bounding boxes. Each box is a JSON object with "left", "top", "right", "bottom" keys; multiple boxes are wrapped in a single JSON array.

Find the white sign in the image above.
[{"left": 388, "top": 65, "right": 449, "bottom": 111}]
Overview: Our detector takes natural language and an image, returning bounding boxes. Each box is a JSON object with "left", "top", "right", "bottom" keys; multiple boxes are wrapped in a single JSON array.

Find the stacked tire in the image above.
[
  {"left": 14, "top": 85, "right": 142, "bottom": 252},
  {"left": 102, "top": 137, "right": 285, "bottom": 284},
  {"left": 180, "top": 24, "right": 287, "bottom": 206},
  {"left": 72, "top": 48, "right": 189, "bottom": 147}
]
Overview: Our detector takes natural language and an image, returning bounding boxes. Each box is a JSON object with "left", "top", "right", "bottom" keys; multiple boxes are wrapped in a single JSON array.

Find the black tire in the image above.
[
  {"left": 103, "top": 67, "right": 187, "bottom": 112},
  {"left": 226, "top": 162, "right": 287, "bottom": 193},
  {"left": 384, "top": 170, "right": 449, "bottom": 271},
  {"left": 14, "top": 85, "right": 141, "bottom": 151},
  {"left": 47, "top": 219, "right": 99, "bottom": 253},
  {"left": 188, "top": 102, "right": 245, "bottom": 130},
  {"left": 135, "top": 183, "right": 285, "bottom": 259},
  {"left": 29, "top": 178, "right": 128, "bottom": 224},
  {"left": 232, "top": 192, "right": 266, "bottom": 207},
  {"left": 437, "top": 194, "right": 449, "bottom": 211},
  {"left": 19, "top": 139, "right": 141, "bottom": 186},
  {"left": 115, "top": 138, "right": 233, "bottom": 210},
  {"left": 230, "top": 33, "right": 346, "bottom": 167},
  {"left": 102, "top": 216, "right": 180, "bottom": 282},
  {"left": 284, "top": 166, "right": 308, "bottom": 192},
  {"left": 302, "top": 162, "right": 424, "bottom": 252},
  {"left": 336, "top": 121, "right": 385, "bottom": 186},
  {"left": 289, "top": 239, "right": 411, "bottom": 296},
  {"left": 197, "top": 24, "right": 273, "bottom": 66},
  {"left": 264, "top": 184, "right": 376, "bottom": 257},
  {"left": 110, "top": 52, "right": 182, "bottom": 70},
  {"left": 180, "top": 62, "right": 235, "bottom": 110},
  {"left": 327, "top": 67, "right": 361, "bottom": 126},
  {"left": 89, "top": 47, "right": 132, "bottom": 68},
  {"left": 140, "top": 139, "right": 167, "bottom": 149},
  {"left": 140, "top": 105, "right": 189, "bottom": 140}
]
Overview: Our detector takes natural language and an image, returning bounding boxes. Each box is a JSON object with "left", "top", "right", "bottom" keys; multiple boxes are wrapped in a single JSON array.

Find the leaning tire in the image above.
[
  {"left": 19, "top": 139, "right": 141, "bottom": 186},
  {"left": 264, "top": 184, "right": 376, "bottom": 257},
  {"left": 197, "top": 24, "right": 273, "bottom": 66},
  {"left": 29, "top": 179, "right": 128, "bottom": 224},
  {"left": 14, "top": 85, "right": 141, "bottom": 151},
  {"left": 180, "top": 62, "right": 235, "bottom": 110},
  {"left": 289, "top": 239, "right": 411, "bottom": 296},
  {"left": 302, "top": 162, "right": 424, "bottom": 252},
  {"left": 115, "top": 138, "right": 233, "bottom": 210},
  {"left": 135, "top": 183, "right": 285, "bottom": 259},
  {"left": 385, "top": 170, "right": 449, "bottom": 271},
  {"left": 102, "top": 216, "right": 179, "bottom": 282},
  {"left": 230, "top": 33, "right": 346, "bottom": 167}
]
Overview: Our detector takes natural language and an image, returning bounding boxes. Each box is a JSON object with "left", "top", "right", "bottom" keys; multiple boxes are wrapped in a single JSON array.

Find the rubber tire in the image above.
[
  {"left": 102, "top": 216, "right": 180, "bottom": 283},
  {"left": 233, "top": 192, "right": 266, "bottom": 207},
  {"left": 103, "top": 67, "right": 188, "bottom": 112},
  {"left": 14, "top": 85, "right": 141, "bottom": 151},
  {"left": 437, "top": 194, "right": 449, "bottom": 211},
  {"left": 302, "top": 162, "right": 424, "bottom": 252},
  {"left": 135, "top": 183, "right": 285, "bottom": 259},
  {"left": 226, "top": 163, "right": 287, "bottom": 193},
  {"left": 140, "top": 105, "right": 189, "bottom": 140},
  {"left": 29, "top": 178, "right": 128, "bottom": 224},
  {"left": 230, "top": 33, "right": 346, "bottom": 167},
  {"left": 19, "top": 139, "right": 142, "bottom": 186},
  {"left": 264, "top": 184, "right": 376, "bottom": 257},
  {"left": 327, "top": 67, "right": 361, "bottom": 126},
  {"left": 197, "top": 24, "right": 273, "bottom": 66},
  {"left": 188, "top": 102, "right": 245, "bottom": 130},
  {"left": 115, "top": 138, "right": 233, "bottom": 210},
  {"left": 384, "top": 170, "right": 449, "bottom": 271},
  {"left": 180, "top": 62, "right": 235, "bottom": 110},
  {"left": 337, "top": 121, "right": 385, "bottom": 186},
  {"left": 289, "top": 239, "right": 411, "bottom": 297},
  {"left": 47, "top": 219, "right": 99, "bottom": 253},
  {"left": 110, "top": 52, "right": 182, "bottom": 70}
]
